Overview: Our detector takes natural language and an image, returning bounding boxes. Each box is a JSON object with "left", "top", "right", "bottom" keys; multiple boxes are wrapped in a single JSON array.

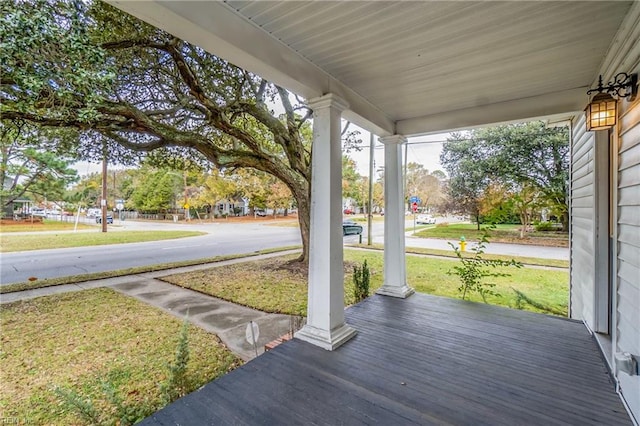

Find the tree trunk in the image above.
[{"left": 294, "top": 191, "right": 310, "bottom": 263}]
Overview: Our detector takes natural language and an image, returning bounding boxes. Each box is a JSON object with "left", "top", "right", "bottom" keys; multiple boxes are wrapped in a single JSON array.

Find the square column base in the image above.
[
  {"left": 376, "top": 285, "right": 415, "bottom": 299},
  {"left": 295, "top": 323, "right": 357, "bottom": 351}
]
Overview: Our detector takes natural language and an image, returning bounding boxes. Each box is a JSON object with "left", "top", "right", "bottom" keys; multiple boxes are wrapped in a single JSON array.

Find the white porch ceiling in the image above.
[{"left": 108, "top": 1, "right": 634, "bottom": 136}]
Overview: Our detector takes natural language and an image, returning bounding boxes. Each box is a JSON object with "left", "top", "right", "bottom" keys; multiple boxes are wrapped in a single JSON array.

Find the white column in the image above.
[
  {"left": 377, "top": 135, "right": 415, "bottom": 298},
  {"left": 295, "top": 94, "right": 357, "bottom": 350}
]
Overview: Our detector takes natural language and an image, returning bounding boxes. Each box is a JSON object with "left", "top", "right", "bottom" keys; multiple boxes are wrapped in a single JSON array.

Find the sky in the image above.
[
  {"left": 73, "top": 160, "right": 102, "bottom": 177},
  {"left": 346, "top": 128, "right": 450, "bottom": 178}
]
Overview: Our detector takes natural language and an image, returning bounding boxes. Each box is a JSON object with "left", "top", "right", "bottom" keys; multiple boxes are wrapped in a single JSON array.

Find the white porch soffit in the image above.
[{"left": 108, "top": 1, "right": 633, "bottom": 136}]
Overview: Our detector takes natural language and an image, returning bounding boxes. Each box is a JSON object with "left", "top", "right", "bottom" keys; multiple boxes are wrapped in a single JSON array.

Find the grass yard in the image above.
[
  {"left": 161, "top": 249, "right": 569, "bottom": 317},
  {"left": 0, "top": 230, "right": 205, "bottom": 252},
  {"left": 0, "top": 288, "right": 241, "bottom": 425},
  {"left": 414, "top": 223, "right": 568, "bottom": 246},
  {"left": 0, "top": 219, "right": 94, "bottom": 233},
  {"left": 348, "top": 215, "right": 385, "bottom": 223},
  {"left": 162, "top": 254, "right": 310, "bottom": 316}
]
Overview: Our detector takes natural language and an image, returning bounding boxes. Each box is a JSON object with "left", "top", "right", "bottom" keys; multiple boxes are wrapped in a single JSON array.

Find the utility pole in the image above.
[
  {"left": 183, "top": 171, "right": 189, "bottom": 221},
  {"left": 101, "top": 142, "right": 108, "bottom": 233},
  {"left": 367, "top": 132, "right": 374, "bottom": 246}
]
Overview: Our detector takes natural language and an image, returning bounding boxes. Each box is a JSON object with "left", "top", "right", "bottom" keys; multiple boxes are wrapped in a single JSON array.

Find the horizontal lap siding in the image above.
[
  {"left": 619, "top": 142, "right": 640, "bottom": 171},
  {"left": 570, "top": 114, "right": 595, "bottom": 325},
  {"left": 618, "top": 93, "right": 640, "bottom": 421}
]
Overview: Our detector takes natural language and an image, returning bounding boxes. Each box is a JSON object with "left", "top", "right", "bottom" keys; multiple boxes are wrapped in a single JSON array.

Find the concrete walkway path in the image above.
[
  {"left": 110, "top": 278, "right": 292, "bottom": 361},
  {"left": 0, "top": 252, "right": 298, "bottom": 361}
]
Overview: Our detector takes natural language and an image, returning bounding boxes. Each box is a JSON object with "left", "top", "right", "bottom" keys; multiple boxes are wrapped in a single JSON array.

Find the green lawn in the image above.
[
  {"left": 0, "top": 230, "right": 206, "bottom": 252},
  {"left": 161, "top": 249, "right": 569, "bottom": 317},
  {"left": 348, "top": 215, "right": 385, "bottom": 223},
  {"left": 414, "top": 223, "right": 568, "bottom": 246},
  {"left": 0, "top": 288, "right": 241, "bottom": 425}
]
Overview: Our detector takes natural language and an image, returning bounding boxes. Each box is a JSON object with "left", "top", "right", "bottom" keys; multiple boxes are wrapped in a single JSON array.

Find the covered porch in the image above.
[
  {"left": 108, "top": 1, "right": 640, "bottom": 422},
  {"left": 142, "top": 293, "right": 630, "bottom": 425}
]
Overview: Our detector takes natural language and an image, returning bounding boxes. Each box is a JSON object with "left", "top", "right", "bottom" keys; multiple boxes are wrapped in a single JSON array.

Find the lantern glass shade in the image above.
[{"left": 585, "top": 92, "right": 617, "bottom": 131}]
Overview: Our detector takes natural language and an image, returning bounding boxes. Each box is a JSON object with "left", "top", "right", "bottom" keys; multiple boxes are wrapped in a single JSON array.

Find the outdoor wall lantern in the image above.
[{"left": 585, "top": 73, "right": 637, "bottom": 131}]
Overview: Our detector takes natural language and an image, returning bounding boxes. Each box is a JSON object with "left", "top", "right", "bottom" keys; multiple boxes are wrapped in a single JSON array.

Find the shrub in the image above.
[
  {"left": 448, "top": 227, "right": 523, "bottom": 302},
  {"left": 534, "top": 221, "right": 555, "bottom": 231},
  {"left": 353, "top": 260, "right": 370, "bottom": 303}
]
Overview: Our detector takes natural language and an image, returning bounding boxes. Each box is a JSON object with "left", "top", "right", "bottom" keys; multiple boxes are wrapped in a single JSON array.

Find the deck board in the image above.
[{"left": 141, "top": 293, "right": 631, "bottom": 425}]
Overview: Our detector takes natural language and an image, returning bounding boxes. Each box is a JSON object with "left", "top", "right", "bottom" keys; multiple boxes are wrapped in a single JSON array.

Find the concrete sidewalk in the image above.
[
  {"left": 0, "top": 251, "right": 299, "bottom": 361},
  {"left": 397, "top": 232, "right": 569, "bottom": 260}
]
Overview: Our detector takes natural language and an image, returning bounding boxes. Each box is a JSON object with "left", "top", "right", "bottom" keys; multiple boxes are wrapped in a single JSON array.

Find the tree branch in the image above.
[{"left": 102, "top": 39, "right": 166, "bottom": 51}]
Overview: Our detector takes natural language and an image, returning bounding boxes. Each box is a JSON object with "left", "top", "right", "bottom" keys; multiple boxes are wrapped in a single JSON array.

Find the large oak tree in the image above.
[{"left": 1, "top": 0, "right": 320, "bottom": 260}]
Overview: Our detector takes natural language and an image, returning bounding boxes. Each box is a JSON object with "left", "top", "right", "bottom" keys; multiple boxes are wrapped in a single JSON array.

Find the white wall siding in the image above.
[
  {"left": 570, "top": 114, "right": 595, "bottom": 326},
  {"left": 617, "top": 94, "right": 640, "bottom": 422}
]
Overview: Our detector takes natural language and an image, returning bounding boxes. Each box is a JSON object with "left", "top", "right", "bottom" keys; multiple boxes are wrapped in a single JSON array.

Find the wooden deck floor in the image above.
[{"left": 142, "top": 293, "right": 631, "bottom": 425}]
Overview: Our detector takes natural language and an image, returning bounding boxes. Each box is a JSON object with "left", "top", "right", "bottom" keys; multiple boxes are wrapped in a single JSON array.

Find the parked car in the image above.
[
  {"left": 86, "top": 208, "right": 101, "bottom": 218},
  {"left": 416, "top": 214, "right": 436, "bottom": 224},
  {"left": 96, "top": 215, "right": 113, "bottom": 224},
  {"left": 343, "top": 208, "right": 355, "bottom": 215},
  {"left": 342, "top": 220, "right": 363, "bottom": 236},
  {"left": 30, "top": 208, "right": 46, "bottom": 217}
]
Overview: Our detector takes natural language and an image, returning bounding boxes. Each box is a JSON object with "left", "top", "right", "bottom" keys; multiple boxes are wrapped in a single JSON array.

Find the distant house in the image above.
[
  {"left": 214, "top": 198, "right": 248, "bottom": 216},
  {"left": 1, "top": 199, "right": 34, "bottom": 219}
]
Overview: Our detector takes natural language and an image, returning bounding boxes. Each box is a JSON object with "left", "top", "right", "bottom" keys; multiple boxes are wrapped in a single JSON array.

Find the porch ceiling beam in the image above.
[
  {"left": 106, "top": 0, "right": 396, "bottom": 136},
  {"left": 397, "top": 87, "right": 586, "bottom": 136}
]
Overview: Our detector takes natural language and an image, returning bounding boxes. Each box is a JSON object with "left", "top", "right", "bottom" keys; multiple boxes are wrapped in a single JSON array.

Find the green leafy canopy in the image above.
[{"left": 1, "top": 0, "right": 319, "bottom": 260}]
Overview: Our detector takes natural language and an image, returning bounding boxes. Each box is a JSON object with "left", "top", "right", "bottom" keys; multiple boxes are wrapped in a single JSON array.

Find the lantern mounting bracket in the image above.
[{"left": 587, "top": 73, "right": 637, "bottom": 101}]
